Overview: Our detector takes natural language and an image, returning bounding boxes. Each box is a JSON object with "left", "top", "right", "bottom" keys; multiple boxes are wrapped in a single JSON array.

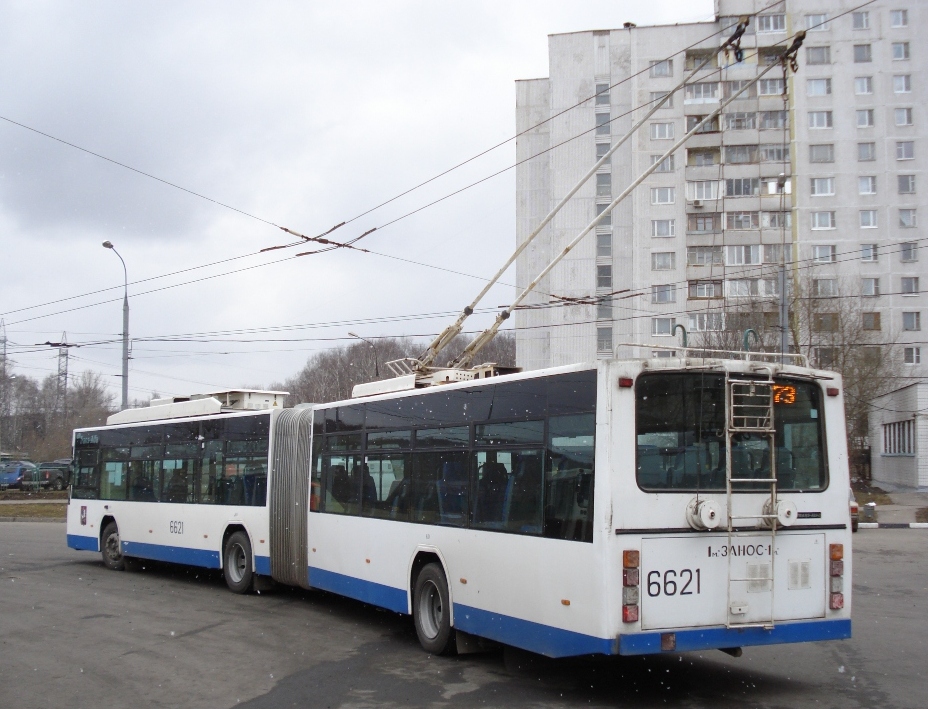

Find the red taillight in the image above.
[
  {"left": 623, "top": 568, "right": 640, "bottom": 586},
  {"left": 622, "top": 604, "right": 639, "bottom": 622},
  {"left": 830, "top": 592, "right": 844, "bottom": 610},
  {"left": 619, "top": 377, "right": 634, "bottom": 388},
  {"left": 622, "top": 549, "right": 640, "bottom": 622},
  {"left": 830, "top": 560, "right": 844, "bottom": 577}
]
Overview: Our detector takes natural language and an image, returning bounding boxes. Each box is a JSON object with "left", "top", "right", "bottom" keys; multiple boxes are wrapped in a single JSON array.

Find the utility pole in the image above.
[
  {"left": 56, "top": 331, "right": 69, "bottom": 418},
  {"left": 0, "top": 319, "right": 6, "bottom": 458},
  {"left": 103, "top": 241, "right": 130, "bottom": 409}
]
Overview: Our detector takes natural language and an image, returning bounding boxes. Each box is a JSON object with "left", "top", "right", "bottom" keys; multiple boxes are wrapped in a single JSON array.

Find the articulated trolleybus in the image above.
[{"left": 68, "top": 353, "right": 851, "bottom": 658}]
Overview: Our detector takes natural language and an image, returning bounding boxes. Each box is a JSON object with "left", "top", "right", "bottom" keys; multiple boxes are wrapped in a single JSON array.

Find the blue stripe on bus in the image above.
[
  {"left": 121, "top": 540, "right": 221, "bottom": 569},
  {"left": 618, "top": 618, "right": 852, "bottom": 655},
  {"left": 67, "top": 534, "right": 99, "bottom": 552},
  {"left": 307, "top": 566, "right": 409, "bottom": 614},
  {"left": 255, "top": 555, "right": 271, "bottom": 576},
  {"left": 453, "top": 604, "right": 617, "bottom": 658}
]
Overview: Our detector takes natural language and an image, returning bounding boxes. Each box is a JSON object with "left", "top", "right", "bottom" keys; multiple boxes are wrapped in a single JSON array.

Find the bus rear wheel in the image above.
[
  {"left": 101, "top": 522, "right": 126, "bottom": 571},
  {"left": 223, "top": 531, "right": 254, "bottom": 594},
  {"left": 413, "top": 563, "right": 456, "bottom": 655}
]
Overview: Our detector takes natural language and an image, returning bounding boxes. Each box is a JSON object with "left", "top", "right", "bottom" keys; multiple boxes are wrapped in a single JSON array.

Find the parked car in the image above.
[
  {"left": 849, "top": 489, "right": 860, "bottom": 533},
  {"left": 30, "top": 461, "right": 71, "bottom": 491},
  {"left": 0, "top": 461, "right": 37, "bottom": 489}
]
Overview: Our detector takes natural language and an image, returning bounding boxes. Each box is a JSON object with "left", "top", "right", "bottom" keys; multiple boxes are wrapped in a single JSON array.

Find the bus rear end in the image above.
[{"left": 608, "top": 358, "right": 851, "bottom": 655}]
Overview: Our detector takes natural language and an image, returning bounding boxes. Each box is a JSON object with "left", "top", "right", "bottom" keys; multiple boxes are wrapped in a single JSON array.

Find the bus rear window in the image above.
[{"left": 635, "top": 373, "right": 827, "bottom": 492}]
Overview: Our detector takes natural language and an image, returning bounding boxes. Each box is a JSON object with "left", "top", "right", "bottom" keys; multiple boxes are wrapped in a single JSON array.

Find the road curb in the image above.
[
  {"left": 858, "top": 522, "right": 928, "bottom": 529},
  {"left": 0, "top": 517, "right": 65, "bottom": 523}
]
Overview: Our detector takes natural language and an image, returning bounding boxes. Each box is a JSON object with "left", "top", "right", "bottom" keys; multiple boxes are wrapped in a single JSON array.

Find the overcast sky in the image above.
[{"left": 0, "top": 0, "right": 714, "bottom": 403}]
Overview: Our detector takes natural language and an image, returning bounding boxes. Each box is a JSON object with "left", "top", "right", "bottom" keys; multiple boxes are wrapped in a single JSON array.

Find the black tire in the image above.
[
  {"left": 101, "top": 522, "right": 126, "bottom": 571},
  {"left": 223, "top": 531, "right": 254, "bottom": 594},
  {"left": 52, "top": 476, "right": 65, "bottom": 491},
  {"left": 413, "top": 563, "right": 456, "bottom": 655}
]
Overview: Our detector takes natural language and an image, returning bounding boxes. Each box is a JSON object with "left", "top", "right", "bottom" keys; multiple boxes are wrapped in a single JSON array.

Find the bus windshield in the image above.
[{"left": 635, "top": 373, "right": 827, "bottom": 492}]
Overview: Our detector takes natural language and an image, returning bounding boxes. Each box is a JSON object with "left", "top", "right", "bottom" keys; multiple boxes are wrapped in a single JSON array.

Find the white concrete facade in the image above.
[
  {"left": 869, "top": 382, "right": 928, "bottom": 490},
  {"left": 515, "top": 0, "right": 926, "bottom": 374}
]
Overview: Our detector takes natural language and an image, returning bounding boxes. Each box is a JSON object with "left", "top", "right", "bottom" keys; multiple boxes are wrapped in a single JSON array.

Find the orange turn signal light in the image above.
[
  {"left": 830, "top": 543, "right": 844, "bottom": 561},
  {"left": 623, "top": 549, "right": 640, "bottom": 569}
]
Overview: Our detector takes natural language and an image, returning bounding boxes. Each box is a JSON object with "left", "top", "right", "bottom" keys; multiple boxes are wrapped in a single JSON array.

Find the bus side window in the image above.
[{"left": 544, "top": 414, "right": 595, "bottom": 543}]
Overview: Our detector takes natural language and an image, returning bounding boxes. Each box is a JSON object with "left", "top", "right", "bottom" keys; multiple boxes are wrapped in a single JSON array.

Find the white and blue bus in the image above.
[{"left": 67, "top": 355, "right": 851, "bottom": 658}]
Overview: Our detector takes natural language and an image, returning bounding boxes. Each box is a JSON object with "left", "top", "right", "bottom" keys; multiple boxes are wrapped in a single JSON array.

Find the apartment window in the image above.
[
  {"left": 689, "top": 149, "right": 718, "bottom": 167},
  {"left": 892, "top": 42, "right": 910, "bottom": 61},
  {"left": 650, "top": 60, "right": 672, "bottom": 77},
  {"left": 901, "top": 277, "right": 919, "bottom": 295},
  {"left": 896, "top": 141, "right": 914, "bottom": 160},
  {"left": 723, "top": 80, "right": 756, "bottom": 99},
  {"left": 596, "top": 173, "right": 611, "bottom": 196},
  {"left": 595, "top": 203, "right": 612, "bottom": 227},
  {"left": 811, "top": 177, "right": 835, "bottom": 196},
  {"left": 689, "top": 313, "right": 724, "bottom": 332},
  {"left": 807, "top": 14, "right": 829, "bottom": 31},
  {"left": 763, "top": 244, "right": 783, "bottom": 263},
  {"left": 650, "top": 122, "right": 674, "bottom": 140},
  {"left": 727, "top": 244, "right": 760, "bottom": 265},
  {"left": 687, "top": 180, "right": 719, "bottom": 201},
  {"left": 651, "top": 317, "right": 676, "bottom": 336},
  {"left": 854, "top": 45, "right": 872, "bottom": 63},
  {"left": 815, "top": 347, "right": 838, "bottom": 368},
  {"left": 684, "top": 82, "right": 719, "bottom": 103},
  {"left": 685, "top": 51, "right": 719, "bottom": 71},
  {"left": 812, "top": 211, "right": 836, "bottom": 229},
  {"left": 758, "top": 78, "right": 785, "bottom": 96},
  {"left": 651, "top": 252, "right": 675, "bottom": 270},
  {"left": 806, "top": 46, "right": 831, "bottom": 64},
  {"left": 856, "top": 110, "right": 874, "bottom": 128},
  {"left": 727, "top": 279, "right": 759, "bottom": 297},
  {"left": 903, "top": 312, "right": 921, "bottom": 331},
  {"left": 807, "top": 78, "right": 832, "bottom": 96},
  {"left": 596, "top": 233, "right": 612, "bottom": 258},
  {"left": 725, "top": 145, "right": 758, "bottom": 164},
  {"left": 862, "top": 278, "right": 880, "bottom": 297},
  {"left": 596, "top": 302, "right": 613, "bottom": 320},
  {"left": 858, "top": 142, "right": 875, "bottom": 161},
  {"left": 596, "top": 142, "right": 611, "bottom": 164},
  {"left": 596, "top": 327, "right": 613, "bottom": 353},
  {"left": 726, "top": 178, "right": 759, "bottom": 197},
  {"left": 895, "top": 108, "right": 913, "bottom": 127},
  {"left": 813, "top": 245, "right": 837, "bottom": 263},
  {"left": 899, "top": 209, "right": 917, "bottom": 228},
  {"left": 687, "top": 246, "right": 722, "bottom": 266},
  {"left": 904, "top": 347, "right": 920, "bottom": 365},
  {"left": 809, "top": 144, "right": 834, "bottom": 163},
  {"left": 809, "top": 111, "right": 833, "bottom": 129},
  {"left": 757, "top": 14, "right": 785, "bottom": 32},
  {"left": 651, "top": 187, "right": 675, "bottom": 205},
  {"left": 595, "top": 83, "right": 610, "bottom": 105},
  {"left": 651, "top": 219, "right": 675, "bottom": 237},
  {"left": 862, "top": 312, "right": 881, "bottom": 331},
  {"left": 893, "top": 75, "right": 911, "bottom": 93},
  {"left": 760, "top": 144, "right": 788, "bottom": 162},
  {"left": 760, "top": 111, "right": 788, "bottom": 130},
  {"left": 860, "top": 210, "right": 878, "bottom": 228},
  {"left": 858, "top": 176, "right": 877, "bottom": 195},
  {"left": 901, "top": 243, "right": 918, "bottom": 262},
  {"left": 597, "top": 265, "right": 613, "bottom": 289},
  {"left": 813, "top": 279, "right": 838, "bottom": 297},
  {"left": 891, "top": 10, "right": 908, "bottom": 28},
  {"left": 651, "top": 284, "right": 676, "bottom": 304},
  {"left": 651, "top": 154, "right": 675, "bottom": 172},
  {"left": 762, "top": 212, "right": 790, "bottom": 229},
  {"left": 883, "top": 420, "right": 916, "bottom": 456},
  {"left": 725, "top": 112, "right": 756, "bottom": 130},
  {"left": 650, "top": 91, "right": 673, "bottom": 109},
  {"left": 726, "top": 211, "right": 760, "bottom": 230},
  {"left": 686, "top": 115, "right": 720, "bottom": 133},
  {"left": 596, "top": 113, "right": 610, "bottom": 136},
  {"left": 852, "top": 11, "right": 869, "bottom": 30},
  {"left": 861, "top": 244, "right": 878, "bottom": 262},
  {"left": 687, "top": 214, "right": 718, "bottom": 233},
  {"left": 813, "top": 313, "right": 839, "bottom": 332},
  {"left": 898, "top": 175, "right": 916, "bottom": 194},
  {"left": 854, "top": 76, "right": 873, "bottom": 95}
]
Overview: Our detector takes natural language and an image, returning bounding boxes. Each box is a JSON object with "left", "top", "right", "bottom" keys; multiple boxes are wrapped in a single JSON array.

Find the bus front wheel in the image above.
[
  {"left": 101, "top": 522, "right": 126, "bottom": 571},
  {"left": 413, "top": 563, "right": 456, "bottom": 655},
  {"left": 223, "top": 531, "right": 254, "bottom": 594}
]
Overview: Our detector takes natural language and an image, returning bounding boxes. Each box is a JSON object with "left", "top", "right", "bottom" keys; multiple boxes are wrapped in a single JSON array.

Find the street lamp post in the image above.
[
  {"left": 102, "top": 241, "right": 129, "bottom": 410},
  {"left": 348, "top": 332, "right": 379, "bottom": 378}
]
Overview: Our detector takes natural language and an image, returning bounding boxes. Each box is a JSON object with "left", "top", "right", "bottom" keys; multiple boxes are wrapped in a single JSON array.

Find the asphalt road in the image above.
[{"left": 2, "top": 522, "right": 925, "bottom": 709}]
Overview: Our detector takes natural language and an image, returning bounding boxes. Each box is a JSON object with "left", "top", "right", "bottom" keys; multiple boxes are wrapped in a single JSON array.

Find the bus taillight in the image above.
[
  {"left": 829, "top": 544, "right": 845, "bottom": 610},
  {"left": 623, "top": 549, "right": 640, "bottom": 622}
]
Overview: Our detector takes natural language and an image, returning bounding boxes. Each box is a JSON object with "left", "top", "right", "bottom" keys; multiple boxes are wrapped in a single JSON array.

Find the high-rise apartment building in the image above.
[{"left": 515, "top": 0, "right": 924, "bottom": 377}]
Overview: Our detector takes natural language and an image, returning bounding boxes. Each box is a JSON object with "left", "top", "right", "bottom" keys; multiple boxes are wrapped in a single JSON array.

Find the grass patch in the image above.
[
  {"left": 0, "top": 503, "right": 66, "bottom": 519},
  {"left": 853, "top": 488, "right": 894, "bottom": 506},
  {"left": 0, "top": 490, "right": 68, "bottom": 501},
  {"left": 916, "top": 508, "right": 928, "bottom": 524}
]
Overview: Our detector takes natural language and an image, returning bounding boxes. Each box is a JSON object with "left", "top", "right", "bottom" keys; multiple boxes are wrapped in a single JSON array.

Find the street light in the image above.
[
  {"left": 348, "top": 332, "right": 379, "bottom": 378},
  {"left": 102, "top": 241, "right": 129, "bottom": 410}
]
